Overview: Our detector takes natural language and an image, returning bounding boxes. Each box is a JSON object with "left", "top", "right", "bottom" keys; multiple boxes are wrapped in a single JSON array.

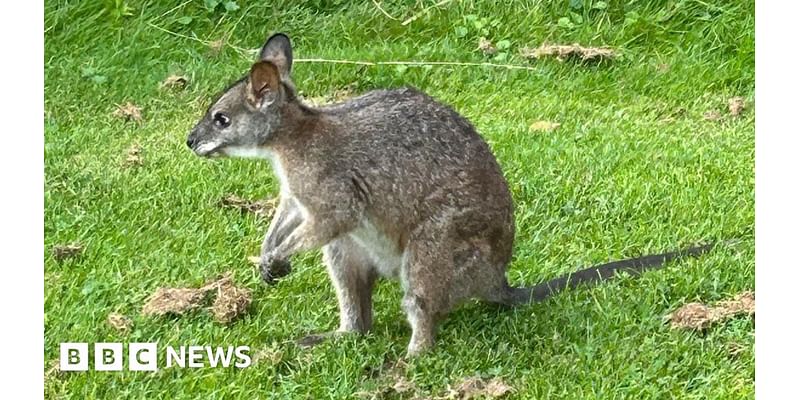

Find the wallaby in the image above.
[{"left": 186, "top": 33, "right": 713, "bottom": 355}]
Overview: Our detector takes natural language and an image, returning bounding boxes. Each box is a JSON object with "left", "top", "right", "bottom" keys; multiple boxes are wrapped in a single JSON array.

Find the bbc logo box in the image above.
[
  {"left": 60, "top": 343, "right": 158, "bottom": 372},
  {"left": 60, "top": 343, "right": 251, "bottom": 371}
]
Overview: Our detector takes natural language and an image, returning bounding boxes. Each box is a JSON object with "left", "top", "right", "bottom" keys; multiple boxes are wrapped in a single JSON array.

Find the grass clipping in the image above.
[
  {"left": 529, "top": 120, "right": 561, "bottom": 133},
  {"left": 521, "top": 43, "right": 616, "bottom": 62},
  {"left": 219, "top": 194, "right": 277, "bottom": 219},
  {"left": 112, "top": 102, "right": 143, "bottom": 122},
  {"left": 440, "top": 376, "right": 514, "bottom": 399},
  {"left": 123, "top": 144, "right": 143, "bottom": 167},
  {"left": 357, "top": 358, "right": 513, "bottom": 400},
  {"left": 52, "top": 243, "right": 83, "bottom": 261},
  {"left": 667, "top": 291, "right": 754, "bottom": 331},
  {"left": 142, "top": 272, "right": 252, "bottom": 324},
  {"left": 107, "top": 312, "right": 133, "bottom": 333},
  {"left": 160, "top": 74, "right": 189, "bottom": 90}
]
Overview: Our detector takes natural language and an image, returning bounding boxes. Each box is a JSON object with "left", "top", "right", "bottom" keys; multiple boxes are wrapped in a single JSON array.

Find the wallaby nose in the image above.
[{"left": 186, "top": 135, "right": 197, "bottom": 149}]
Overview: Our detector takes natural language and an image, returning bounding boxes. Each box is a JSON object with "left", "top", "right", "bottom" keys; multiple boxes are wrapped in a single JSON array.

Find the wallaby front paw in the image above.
[{"left": 259, "top": 253, "right": 292, "bottom": 284}]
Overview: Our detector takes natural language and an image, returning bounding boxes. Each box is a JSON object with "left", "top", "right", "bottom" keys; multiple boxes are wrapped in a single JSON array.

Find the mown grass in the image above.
[{"left": 44, "top": 0, "right": 754, "bottom": 398}]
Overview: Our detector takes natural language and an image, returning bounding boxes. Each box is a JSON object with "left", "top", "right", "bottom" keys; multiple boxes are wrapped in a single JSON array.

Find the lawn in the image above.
[{"left": 44, "top": 0, "right": 754, "bottom": 398}]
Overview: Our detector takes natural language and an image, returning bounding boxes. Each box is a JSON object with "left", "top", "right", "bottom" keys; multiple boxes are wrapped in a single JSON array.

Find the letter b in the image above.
[
  {"left": 95, "top": 343, "right": 123, "bottom": 371},
  {"left": 60, "top": 343, "right": 88, "bottom": 371}
]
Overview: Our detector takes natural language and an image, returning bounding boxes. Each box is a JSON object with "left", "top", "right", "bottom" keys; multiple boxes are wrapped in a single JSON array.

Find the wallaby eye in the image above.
[{"left": 213, "top": 112, "right": 231, "bottom": 128}]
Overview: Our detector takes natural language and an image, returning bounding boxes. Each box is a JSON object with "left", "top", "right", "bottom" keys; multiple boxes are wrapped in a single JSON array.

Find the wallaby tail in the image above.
[{"left": 501, "top": 243, "right": 715, "bottom": 306}]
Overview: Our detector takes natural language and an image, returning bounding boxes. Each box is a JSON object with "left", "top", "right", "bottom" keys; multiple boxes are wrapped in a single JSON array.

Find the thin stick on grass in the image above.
[
  {"left": 148, "top": 22, "right": 211, "bottom": 45},
  {"left": 295, "top": 58, "right": 540, "bottom": 71},
  {"left": 148, "top": 21, "right": 539, "bottom": 72},
  {"left": 371, "top": 0, "right": 401, "bottom": 21},
  {"left": 401, "top": 0, "right": 455, "bottom": 26},
  {"left": 147, "top": 22, "right": 258, "bottom": 59},
  {"left": 151, "top": 0, "right": 193, "bottom": 22}
]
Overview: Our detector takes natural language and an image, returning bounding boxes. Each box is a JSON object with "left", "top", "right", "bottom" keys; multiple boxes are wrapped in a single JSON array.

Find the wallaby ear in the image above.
[
  {"left": 248, "top": 61, "right": 280, "bottom": 107},
  {"left": 258, "top": 33, "right": 293, "bottom": 77}
]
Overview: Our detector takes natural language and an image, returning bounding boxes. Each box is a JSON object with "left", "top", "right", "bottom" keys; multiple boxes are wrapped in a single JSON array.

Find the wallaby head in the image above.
[{"left": 186, "top": 33, "right": 297, "bottom": 158}]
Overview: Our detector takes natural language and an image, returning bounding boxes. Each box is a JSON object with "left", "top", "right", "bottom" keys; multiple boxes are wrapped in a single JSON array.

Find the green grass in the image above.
[{"left": 44, "top": 0, "right": 754, "bottom": 398}]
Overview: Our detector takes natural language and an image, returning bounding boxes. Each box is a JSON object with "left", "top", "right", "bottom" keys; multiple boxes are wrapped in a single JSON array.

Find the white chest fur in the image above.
[{"left": 349, "top": 219, "right": 403, "bottom": 278}]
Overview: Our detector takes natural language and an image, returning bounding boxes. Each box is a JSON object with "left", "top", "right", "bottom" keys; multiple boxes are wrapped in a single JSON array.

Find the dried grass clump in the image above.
[
  {"left": 728, "top": 96, "right": 746, "bottom": 117},
  {"left": 704, "top": 96, "right": 748, "bottom": 123},
  {"left": 219, "top": 194, "right": 277, "bottom": 219},
  {"left": 703, "top": 110, "right": 723, "bottom": 121},
  {"left": 107, "top": 312, "right": 133, "bottom": 333},
  {"left": 478, "top": 37, "right": 497, "bottom": 55},
  {"left": 52, "top": 243, "right": 84, "bottom": 261},
  {"left": 141, "top": 272, "right": 251, "bottom": 323},
  {"left": 124, "top": 144, "right": 143, "bottom": 167},
  {"left": 520, "top": 43, "right": 616, "bottom": 62},
  {"left": 529, "top": 120, "right": 561, "bottom": 133},
  {"left": 668, "top": 291, "right": 755, "bottom": 330},
  {"left": 161, "top": 74, "right": 189, "bottom": 90},
  {"left": 440, "top": 376, "right": 514, "bottom": 399},
  {"left": 112, "top": 102, "right": 143, "bottom": 122},
  {"left": 142, "top": 287, "right": 210, "bottom": 317},
  {"left": 211, "top": 280, "right": 252, "bottom": 324}
]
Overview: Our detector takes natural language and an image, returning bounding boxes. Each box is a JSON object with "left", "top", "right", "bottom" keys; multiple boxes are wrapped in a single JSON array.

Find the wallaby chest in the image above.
[{"left": 348, "top": 219, "right": 404, "bottom": 278}]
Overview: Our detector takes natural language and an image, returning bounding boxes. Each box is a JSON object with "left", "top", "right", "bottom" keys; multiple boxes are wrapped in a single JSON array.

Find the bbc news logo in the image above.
[{"left": 60, "top": 343, "right": 251, "bottom": 371}]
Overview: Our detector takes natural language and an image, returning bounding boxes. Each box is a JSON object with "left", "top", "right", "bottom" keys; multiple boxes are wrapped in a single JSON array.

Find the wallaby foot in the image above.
[
  {"left": 296, "top": 331, "right": 339, "bottom": 348},
  {"left": 403, "top": 295, "right": 436, "bottom": 356},
  {"left": 297, "top": 328, "right": 366, "bottom": 348}
]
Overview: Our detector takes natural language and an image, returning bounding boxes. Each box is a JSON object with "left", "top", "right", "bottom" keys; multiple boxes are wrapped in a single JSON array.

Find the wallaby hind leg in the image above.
[
  {"left": 323, "top": 237, "right": 377, "bottom": 333},
  {"left": 299, "top": 237, "right": 377, "bottom": 348},
  {"left": 402, "top": 292, "right": 436, "bottom": 356},
  {"left": 401, "top": 226, "right": 461, "bottom": 356}
]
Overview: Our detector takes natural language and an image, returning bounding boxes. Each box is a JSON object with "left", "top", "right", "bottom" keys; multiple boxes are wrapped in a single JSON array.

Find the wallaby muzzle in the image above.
[{"left": 186, "top": 132, "right": 198, "bottom": 150}]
